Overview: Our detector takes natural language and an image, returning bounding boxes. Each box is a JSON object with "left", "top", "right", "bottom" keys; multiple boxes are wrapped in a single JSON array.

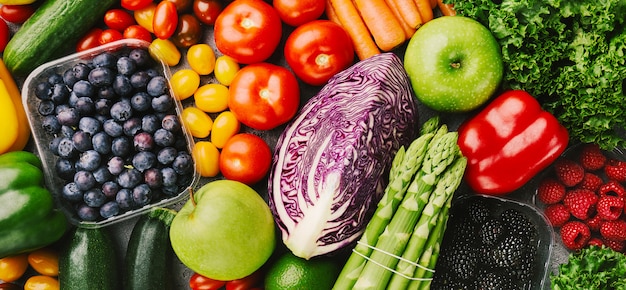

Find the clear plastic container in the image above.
[{"left": 22, "top": 39, "right": 199, "bottom": 228}]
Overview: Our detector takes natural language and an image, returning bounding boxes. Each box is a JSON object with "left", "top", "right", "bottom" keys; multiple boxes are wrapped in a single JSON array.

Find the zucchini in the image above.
[
  {"left": 58, "top": 227, "right": 121, "bottom": 290},
  {"left": 3, "top": 0, "right": 116, "bottom": 75},
  {"left": 124, "top": 207, "right": 177, "bottom": 290}
]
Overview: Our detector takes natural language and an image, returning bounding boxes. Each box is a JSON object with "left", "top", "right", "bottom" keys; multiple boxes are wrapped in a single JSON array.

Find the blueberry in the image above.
[
  {"left": 117, "top": 168, "right": 143, "bottom": 188},
  {"left": 57, "top": 107, "right": 80, "bottom": 126},
  {"left": 62, "top": 182, "right": 83, "bottom": 202},
  {"left": 74, "top": 97, "right": 95, "bottom": 116},
  {"left": 161, "top": 114, "right": 181, "bottom": 132},
  {"left": 145, "top": 68, "right": 159, "bottom": 78},
  {"left": 123, "top": 117, "right": 142, "bottom": 136},
  {"left": 48, "top": 73, "right": 64, "bottom": 85},
  {"left": 103, "top": 119, "right": 124, "bottom": 137},
  {"left": 141, "top": 114, "right": 160, "bottom": 133},
  {"left": 76, "top": 204, "right": 99, "bottom": 221},
  {"left": 157, "top": 147, "right": 177, "bottom": 165},
  {"left": 111, "top": 99, "right": 133, "bottom": 121},
  {"left": 93, "top": 52, "right": 117, "bottom": 68},
  {"left": 93, "top": 165, "right": 113, "bottom": 184},
  {"left": 72, "top": 63, "right": 91, "bottom": 80},
  {"left": 34, "top": 81, "right": 52, "bottom": 100},
  {"left": 129, "top": 48, "right": 150, "bottom": 67},
  {"left": 98, "top": 85, "right": 117, "bottom": 100},
  {"left": 76, "top": 150, "right": 101, "bottom": 171},
  {"left": 132, "top": 151, "right": 156, "bottom": 172},
  {"left": 38, "top": 100, "right": 56, "bottom": 115},
  {"left": 102, "top": 180, "right": 120, "bottom": 199},
  {"left": 60, "top": 125, "right": 75, "bottom": 138},
  {"left": 113, "top": 75, "right": 133, "bottom": 97},
  {"left": 55, "top": 104, "right": 70, "bottom": 115},
  {"left": 161, "top": 167, "right": 178, "bottom": 186},
  {"left": 151, "top": 94, "right": 173, "bottom": 112},
  {"left": 63, "top": 68, "right": 80, "bottom": 87},
  {"left": 50, "top": 83, "right": 70, "bottom": 104},
  {"left": 107, "top": 156, "right": 125, "bottom": 175},
  {"left": 88, "top": 67, "right": 114, "bottom": 87},
  {"left": 74, "top": 170, "right": 97, "bottom": 191},
  {"left": 132, "top": 184, "right": 152, "bottom": 207},
  {"left": 41, "top": 115, "right": 61, "bottom": 134},
  {"left": 84, "top": 188, "right": 106, "bottom": 207},
  {"left": 130, "top": 71, "right": 150, "bottom": 90},
  {"left": 116, "top": 188, "right": 135, "bottom": 210},
  {"left": 172, "top": 152, "right": 193, "bottom": 175},
  {"left": 162, "top": 185, "right": 180, "bottom": 196},
  {"left": 67, "top": 91, "right": 79, "bottom": 107},
  {"left": 72, "top": 130, "right": 93, "bottom": 152},
  {"left": 154, "top": 128, "right": 175, "bottom": 147},
  {"left": 78, "top": 116, "right": 102, "bottom": 136},
  {"left": 92, "top": 131, "right": 112, "bottom": 155},
  {"left": 111, "top": 136, "right": 132, "bottom": 157},
  {"left": 56, "top": 137, "right": 77, "bottom": 158},
  {"left": 55, "top": 158, "right": 76, "bottom": 180},
  {"left": 95, "top": 98, "right": 112, "bottom": 115},
  {"left": 131, "top": 91, "right": 151, "bottom": 112},
  {"left": 100, "top": 201, "right": 120, "bottom": 219},
  {"left": 134, "top": 132, "right": 154, "bottom": 152},
  {"left": 144, "top": 167, "right": 163, "bottom": 188},
  {"left": 146, "top": 76, "right": 168, "bottom": 97},
  {"left": 117, "top": 56, "right": 137, "bottom": 76},
  {"left": 73, "top": 80, "right": 95, "bottom": 98}
]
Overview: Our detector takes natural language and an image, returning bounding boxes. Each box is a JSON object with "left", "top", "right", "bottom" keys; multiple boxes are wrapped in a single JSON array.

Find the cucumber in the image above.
[
  {"left": 3, "top": 0, "right": 116, "bottom": 75},
  {"left": 58, "top": 226, "right": 121, "bottom": 290},
  {"left": 124, "top": 207, "right": 177, "bottom": 290}
]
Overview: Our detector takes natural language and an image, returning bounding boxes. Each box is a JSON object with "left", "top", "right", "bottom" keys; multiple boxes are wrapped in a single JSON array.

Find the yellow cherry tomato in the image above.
[
  {"left": 194, "top": 83, "right": 229, "bottom": 113},
  {"left": 149, "top": 38, "right": 181, "bottom": 67},
  {"left": 28, "top": 248, "right": 59, "bottom": 277},
  {"left": 24, "top": 275, "right": 59, "bottom": 290},
  {"left": 134, "top": 3, "right": 157, "bottom": 33},
  {"left": 214, "top": 55, "right": 240, "bottom": 86},
  {"left": 170, "top": 69, "right": 200, "bottom": 101},
  {"left": 187, "top": 44, "right": 216, "bottom": 75},
  {"left": 192, "top": 141, "right": 220, "bottom": 177},
  {"left": 0, "top": 254, "right": 28, "bottom": 282},
  {"left": 182, "top": 106, "right": 213, "bottom": 138},
  {"left": 211, "top": 111, "right": 240, "bottom": 149}
]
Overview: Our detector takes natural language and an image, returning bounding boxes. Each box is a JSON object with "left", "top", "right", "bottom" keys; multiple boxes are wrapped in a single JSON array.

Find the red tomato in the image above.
[
  {"left": 104, "top": 9, "right": 136, "bottom": 31},
  {"left": 193, "top": 0, "right": 222, "bottom": 25},
  {"left": 99, "top": 29, "right": 124, "bottom": 45},
  {"left": 76, "top": 27, "right": 103, "bottom": 52},
  {"left": 189, "top": 273, "right": 226, "bottom": 290},
  {"left": 229, "top": 63, "right": 300, "bottom": 130},
  {"left": 214, "top": 0, "right": 282, "bottom": 64},
  {"left": 123, "top": 24, "right": 153, "bottom": 43},
  {"left": 284, "top": 20, "right": 355, "bottom": 86},
  {"left": 0, "top": 19, "right": 8, "bottom": 52},
  {"left": 0, "top": 4, "right": 35, "bottom": 24},
  {"left": 121, "top": 0, "right": 153, "bottom": 10},
  {"left": 219, "top": 133, "right": 272, "bottom": 185},
  {"left": 153, "top": 0, "right": 179, "bottom": 39},
  {"left": 225, "top": 269, "right": 263, "bottom": 290},
  {"left": 272, "top": 0, "right": 325, "bottom": 27}
]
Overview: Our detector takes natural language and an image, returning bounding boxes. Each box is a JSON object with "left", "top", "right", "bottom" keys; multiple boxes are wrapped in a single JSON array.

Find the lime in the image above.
[{"left": 264, "top": 251, "right": 342, "bottom": 290}]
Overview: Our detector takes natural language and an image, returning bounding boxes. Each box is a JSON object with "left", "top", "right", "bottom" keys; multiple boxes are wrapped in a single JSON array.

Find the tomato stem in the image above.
[
  {"left": 240, "top": 17, "right": 256, "bottom": 29},
  {"left": 315, "top": 53, "right": 330, "bottom": 67}
]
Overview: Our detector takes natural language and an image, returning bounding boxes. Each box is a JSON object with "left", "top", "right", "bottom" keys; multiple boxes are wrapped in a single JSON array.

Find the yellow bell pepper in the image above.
[
  {"left": 0, "top": 0, "right": 37, "bottom": 5},
  {"left": 0, "top": 59, "right": 30, "bottom": 153}
]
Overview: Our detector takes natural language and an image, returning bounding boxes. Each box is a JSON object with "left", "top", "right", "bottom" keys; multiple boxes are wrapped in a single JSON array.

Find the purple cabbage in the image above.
[{"left": 268, "top": 53, "right": 419, "bottom": 259}]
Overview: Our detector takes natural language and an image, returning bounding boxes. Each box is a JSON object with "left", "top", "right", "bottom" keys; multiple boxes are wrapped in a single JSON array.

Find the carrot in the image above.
[
  {"left": 429, "top": 0, "right": 437, "bottom": 9},
  {"left": 328, "top": 0, "right": 380, "bottom": 60},
  {"left": 325, "top": 0, "right": 341, "bottom": 23},
  {"left": 414, "top": 0, "right": 434, "bottom": 23},
  {"left": 386, "top": 0, "right": 422, "bottom": 29},
  {"left": 353, "top": 0, "right": 405, "bottom": 51},
  {"left": 385, "top": 0, "right": 417, "bottom": 39},
  {"left": 437, "top": 0, "right": 456, "bottom": 16}
]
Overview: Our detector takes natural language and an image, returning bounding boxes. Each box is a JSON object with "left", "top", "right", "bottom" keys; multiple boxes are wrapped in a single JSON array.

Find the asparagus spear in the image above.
[
  {"left": 352, "top": 133, "right": 461, "bottom": 289},
  {"left": 388, "top": 157, "right": 467, "bottom": 289},
  {"left": 332, "top": 131, "right": 436, "bottom": 290},
  {"left": 389, "top": 145, "right": 406, "bottom": 183},
  {"left": 420, "top": 116, "right": 440, "bottom": 136}
]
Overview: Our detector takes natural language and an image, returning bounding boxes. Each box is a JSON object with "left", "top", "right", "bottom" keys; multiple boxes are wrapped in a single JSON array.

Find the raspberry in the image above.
[
  {"left": 554, "top": 158, "right": 585, "bottom": 187},
  {"left": 587, "top": 237, "right": 604, "bottom": 247},
  {"left": 563, "top": 189, "right": 599, "bottom": 220},
  {"left": 603, "top": 238, "right": 626, "bottom": 252},
  {"left": 604, "top": 159, "right": 626, "bottom": 183},
  {"left": 598, "top": 180, "right": 626, "bottom": 199},
  {"left": 600, "top": 219, "right": 626, "bottom": 241},
  {"left": 537, "top": 178, "right": 566, "bottom": 204},
  {"left": 596, "top": 195, "right": 624, "bottom": 221},
  {"left": 586, "top": 214, "right": 604, "bottom": 232},
  {"left": 579, "top": 144, "right": 607, "bottom": 171},
  {"left": 560, "top": 221, "right": 591, "bottom": 251},
  {"left": 578, "top": 172, "right": 603, "bottom": 192},
  {"left": 544, "top": 203, "right": 570, "bottom": 227}
]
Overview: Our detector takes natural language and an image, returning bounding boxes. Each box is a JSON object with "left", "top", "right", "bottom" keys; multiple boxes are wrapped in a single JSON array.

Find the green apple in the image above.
[
  {"left": 170, "top": 179, "right": 276, "bottom": 281},
  {"left": 404, "top": 16, "right": 503, "bottom": 113}
]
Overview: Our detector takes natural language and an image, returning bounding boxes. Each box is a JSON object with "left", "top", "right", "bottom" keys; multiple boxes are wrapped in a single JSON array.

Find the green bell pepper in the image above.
[{"left": 0, "top": 151, "right": 67, "bottom": 258}]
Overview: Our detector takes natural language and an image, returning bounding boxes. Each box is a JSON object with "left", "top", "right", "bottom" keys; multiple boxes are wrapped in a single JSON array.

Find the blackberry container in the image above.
[{"left": 21, "top": 39, "right": 199, "bottom": 228}]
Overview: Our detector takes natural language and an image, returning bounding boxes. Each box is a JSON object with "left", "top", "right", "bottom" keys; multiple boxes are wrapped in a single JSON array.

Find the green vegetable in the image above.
[
  {"left": 0, "top": 151, "right": 67, "bottom": 258},
  {"left": 445, "top": 0, "right": 626, "bottom": 150},
  {"left": 551, "top": 245, "right": 626, "bottom": 289},
  {"left": 125, "top": 207, "right": 177, "bottom": 290},
  {"left": 3, "top": 0, "right": 117, "bottom": 75},
  {"left": 59, "top": 227, "right": 121, "bottom": 290}
]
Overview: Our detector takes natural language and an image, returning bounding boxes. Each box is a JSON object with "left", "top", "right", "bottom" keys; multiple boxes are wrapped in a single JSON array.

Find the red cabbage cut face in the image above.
[{"left": 268, "top": 53, "right": 419, "bottom": 259}]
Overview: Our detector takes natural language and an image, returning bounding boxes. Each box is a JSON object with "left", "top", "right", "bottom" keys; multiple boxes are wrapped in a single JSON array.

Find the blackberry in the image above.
[
  {"left": 501, "top": 208, "right": 536, "bottom": 237},
  {"left": 479, "top": 218, "right": 504, "bottom": 245},
  {"left": 431, "top": 270, "right": 470, "bottom": 290},
  {"left": 474, "top": 271, "right": 514, "bottom": 290},
  {"left": 446, "top": 243, "right": 478, "bottom": 280},
  {"left": 447, "top": 221, "right": 477, "bottom": 246},
  {"left": 510, "top": 247, "right": 537, "bottom": 285},
  {"left": 489, "top": 235, "right": 529, "bottom": 268},
  {"left": 466, "top": 199, "right": 491, "bottom": 224}
]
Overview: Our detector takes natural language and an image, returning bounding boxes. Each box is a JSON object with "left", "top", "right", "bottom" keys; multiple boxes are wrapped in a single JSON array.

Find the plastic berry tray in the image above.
[{"left": 22, "top": 39, "right": 199, "bottom": 228}]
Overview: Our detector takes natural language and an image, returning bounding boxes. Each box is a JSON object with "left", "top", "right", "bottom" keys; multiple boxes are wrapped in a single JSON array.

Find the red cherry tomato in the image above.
[
  {"left": 104, "top": 8, "right": 136, "bottom": 31},
  {"left": 193, "top": 0, "right": 222, "bottom": 25},
  {"left": 214, "top": 0, "right": 282, "bottom": 64},
  {"left": 99, "top": 29, "right": 124, "bottom": 45},
  {"left": 153, "top": 0, "right": 179, "bottom": 39},
  {"left": 169, "top": 0, "right": 193, "bottom": 11},
  {"left": 284, "top": 20, "right": 355, "bottom": 86},
  {"left": 189, "top": 272, "right": 226, "bottom": 290},
  {"left": 123, "top": 24, "right": 153, "bottom": 43},
  {"left": 219, "top": 133, "right": 272, "bottom": 185},
  {"left": 0, "top": 19, "right": 9, "bottom": 52},
  {"left": 272, "top": 0, "right": 325, "bottom": 27},
  {"left": 121, "top": 0, "right": 153, "bottom": 10},
  {"left": 225, "top": 269, "right": 263, "bottom": 290},
  {"left": 0, "top": 4, "right": 36, "bottom": 24},
  {"left": 228, "top": 62, "right": 300, "bottom": 130},
  {"left": 76, "top": 27, "right": 103, "bottom": 52}
]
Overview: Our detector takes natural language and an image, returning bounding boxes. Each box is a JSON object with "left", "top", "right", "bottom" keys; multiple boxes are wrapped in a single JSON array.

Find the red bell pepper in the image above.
[{"left": 457, "top": 90, "right": 569, "bottom": 195}]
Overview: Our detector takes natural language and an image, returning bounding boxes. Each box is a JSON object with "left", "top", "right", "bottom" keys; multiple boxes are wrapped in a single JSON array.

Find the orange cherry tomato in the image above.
[
  {"left": 123, "top": 24, "right": 153, "bottom": 43},
  {"left": 0, "top": 254, "right": 29, "bottom": 282},
  {"left": 28, "top": 248, "right": 59, "bottom": 277},
  {"left": 182, "top": 106, "right": 213, "bottom": 138},
  {"left": 23, "top": 276, "right": 59, "bottom": 290},
  {"left": 104, "top": 8, "right": 137, "bottom": 31},
  {"left": 134, "top": 2, "right": 157, "bottom": 33},
  {"left": 192, "top": 141, "right": 221, "bottom": 177},
  {"left": 211, "top": 111, "right": 240, "bottom": 149},
  {"left": 153, "top": 0, "right": 179, "bottom": 39}
]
